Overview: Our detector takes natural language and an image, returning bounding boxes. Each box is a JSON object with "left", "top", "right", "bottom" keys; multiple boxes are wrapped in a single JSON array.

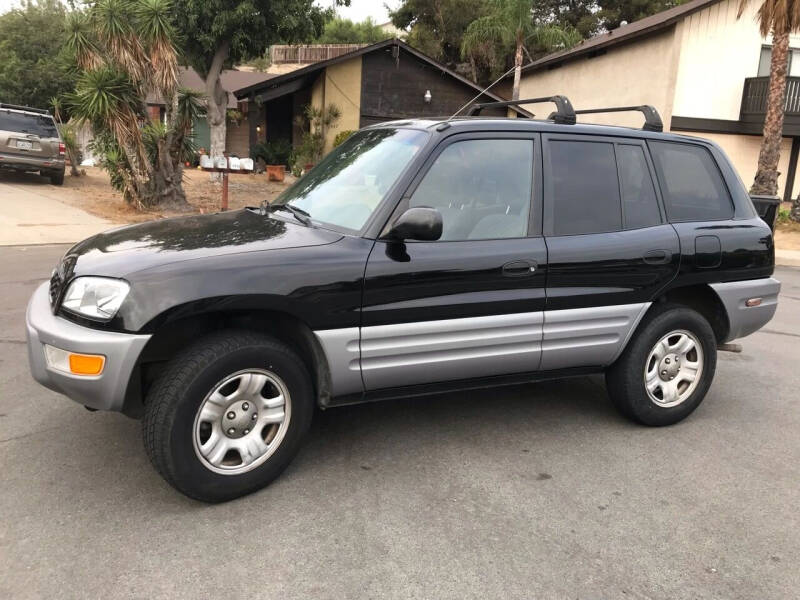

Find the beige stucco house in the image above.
[{"left": 514, "top": 0, "right": 800, "bottom": 201}]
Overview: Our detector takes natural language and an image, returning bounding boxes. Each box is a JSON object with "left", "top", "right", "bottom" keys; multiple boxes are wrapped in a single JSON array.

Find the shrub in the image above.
[
  {"left": 250, "top": 139, "right": 292, "bottom": 165},
  {"left": 333, "top": 130, "right": 355, "bottom": 147}
]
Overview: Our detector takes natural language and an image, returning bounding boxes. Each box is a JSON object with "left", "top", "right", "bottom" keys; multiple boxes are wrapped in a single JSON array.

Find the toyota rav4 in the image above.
[{"left": 26, "top": 98, "right": 780, "bottom": 502}]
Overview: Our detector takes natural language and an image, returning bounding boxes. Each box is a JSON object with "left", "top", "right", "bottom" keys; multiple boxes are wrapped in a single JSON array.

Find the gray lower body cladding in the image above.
[
  {"left": 710, "top": 277, "right": 780, "bottom": 342},
  {"left": 316, "top": 302, "right": 651, "bottom": 394}
]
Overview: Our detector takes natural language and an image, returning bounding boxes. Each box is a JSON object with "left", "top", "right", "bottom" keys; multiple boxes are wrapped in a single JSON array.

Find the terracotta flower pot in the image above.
[{"left": 266, "top": 165, "right": 285, "bottom": 182}]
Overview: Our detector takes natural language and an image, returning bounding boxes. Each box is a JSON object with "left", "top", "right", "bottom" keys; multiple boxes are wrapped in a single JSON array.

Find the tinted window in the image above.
[
  {"left": 410, "top": 139, "right": 533, "bottom": 240},
  {"left": 549, "top": 140, "right": 621, "bottom": 235},
  {"left": 0, "top": 111, "right": 58, "bottom": 137},
  {"left": 649, "top": 141, "right": 733, "bottom": 221},
  {"left": 617, "top": 144, "right": 661, "bottom": 229}
]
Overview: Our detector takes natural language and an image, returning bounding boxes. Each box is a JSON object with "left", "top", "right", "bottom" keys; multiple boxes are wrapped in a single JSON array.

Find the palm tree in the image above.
[
  {"left": 738, "top": 0, "right": 800, "bottom": 219},
  {"left": 461, "top": 0, "right": 581, "bottom": 100},
  {"left": 64, "top": 0, "right": 191, "bottom": 209}
]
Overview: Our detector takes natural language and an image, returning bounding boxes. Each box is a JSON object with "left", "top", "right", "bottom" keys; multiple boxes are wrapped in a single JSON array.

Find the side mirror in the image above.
[{"left": 386, "top": 207, "right": 442, "bottom": 241}]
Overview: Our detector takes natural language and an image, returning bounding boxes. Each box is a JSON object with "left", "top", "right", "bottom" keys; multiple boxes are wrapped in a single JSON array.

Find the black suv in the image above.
[{"left": 26, "top": 98, "right": 780, "bottom": 502}]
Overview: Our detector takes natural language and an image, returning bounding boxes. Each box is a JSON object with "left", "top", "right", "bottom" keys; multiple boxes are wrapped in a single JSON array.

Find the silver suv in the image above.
[{"left": 0, "top": 103, "right": 65, "bottom": 185}]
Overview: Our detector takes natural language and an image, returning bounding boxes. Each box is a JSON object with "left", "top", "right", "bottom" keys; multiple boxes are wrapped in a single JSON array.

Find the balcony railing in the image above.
[
  {"left": 270, "top": 44, "right": 367, "bottom": 64},
  {"left": 740, "top": 76, "right": 800, "bottom": 117}
]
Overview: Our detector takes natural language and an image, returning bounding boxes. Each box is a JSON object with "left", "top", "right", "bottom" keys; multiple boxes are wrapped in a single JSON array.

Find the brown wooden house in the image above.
[{"left": 234, "top": 39, "right": 528, "bottom": 156}]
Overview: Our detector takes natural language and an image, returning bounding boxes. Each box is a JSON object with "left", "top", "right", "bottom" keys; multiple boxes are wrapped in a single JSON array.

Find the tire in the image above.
[
  {"left": 49, "top": 171, "right": 64, "bottom": 186},
  {"left": 605, "top": 303, "right": 717, "bottom": 426},
  {"left": 142, "top": 331, "right": 314, "bottom": 502}
]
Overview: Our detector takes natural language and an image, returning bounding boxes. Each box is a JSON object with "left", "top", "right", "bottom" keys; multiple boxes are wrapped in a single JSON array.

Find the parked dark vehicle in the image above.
[
  {"left": 26, "top": 98, "right": 780, "bottom": 502},
  {"left": 0, "top": 103, "right": 65, "bottom": 185}
]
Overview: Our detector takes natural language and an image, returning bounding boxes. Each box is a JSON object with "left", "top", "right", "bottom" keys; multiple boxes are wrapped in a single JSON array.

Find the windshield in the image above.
[
  {"left": 0, "top": 111, "right": 58, "bottom": 137},
  {"left": 273, "top": 128, "right": 429, "bottom": 231}
]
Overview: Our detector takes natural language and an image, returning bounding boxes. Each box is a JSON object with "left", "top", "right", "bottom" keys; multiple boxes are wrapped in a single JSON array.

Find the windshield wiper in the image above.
[{"left": 272, "top": 203, "right": 312, "bottom": 225}]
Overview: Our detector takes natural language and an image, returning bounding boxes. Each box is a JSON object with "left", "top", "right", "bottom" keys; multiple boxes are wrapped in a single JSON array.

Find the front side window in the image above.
[
  {"left": 274, "top": 128, "right": 428, "bottom": 232},
  {"left": 649, "top": 141, "right": 733, "bottom": 222},
  {"left": 549, "top": 140, "right": 622, "bottom": 235},
  {"left": 409, "top": 138, "right": 533, "bottom": 240}
]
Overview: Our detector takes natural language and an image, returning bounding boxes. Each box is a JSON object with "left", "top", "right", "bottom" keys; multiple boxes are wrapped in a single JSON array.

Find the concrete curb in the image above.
[{"left": 776, "top": 249, "right": 800, "bottom": 267}]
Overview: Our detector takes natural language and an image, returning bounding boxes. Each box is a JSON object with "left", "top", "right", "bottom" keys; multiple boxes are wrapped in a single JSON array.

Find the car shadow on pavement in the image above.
[
  {"left": 0, "top": 170, "right": 54, "bottom": 186},
  {"left": 14, "top": 375, "right": 622, "bottom": 509}
]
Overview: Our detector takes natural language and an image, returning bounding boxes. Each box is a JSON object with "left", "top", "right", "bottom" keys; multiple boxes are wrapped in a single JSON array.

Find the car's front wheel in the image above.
[
  {"left": 142, "top": 331, "right": 314, "bottom": 502},
  {"left": 606, "top": 304, "right": 717, "bottom": 426}
]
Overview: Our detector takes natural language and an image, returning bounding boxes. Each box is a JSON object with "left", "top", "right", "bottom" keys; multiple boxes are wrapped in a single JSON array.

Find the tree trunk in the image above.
[
  {"left": 752, "top": 30, "right": 789, "bottom": 196},
  {"left": 469, "top": 56, "right": 479, "bottom": 83},
  {"left": 204, "top": 42, "right": 231, "bottom": 183},
  {"left": 511, "top": 30, "right": 524, "bottom": 102}
]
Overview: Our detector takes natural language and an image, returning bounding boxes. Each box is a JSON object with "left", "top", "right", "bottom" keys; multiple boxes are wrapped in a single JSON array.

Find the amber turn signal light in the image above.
[
  {"left": 68, "top": 353, "right": 105, "bottom": 375},
  {"left": 44, "top": 345, "right": 106, "bottom": 376}
]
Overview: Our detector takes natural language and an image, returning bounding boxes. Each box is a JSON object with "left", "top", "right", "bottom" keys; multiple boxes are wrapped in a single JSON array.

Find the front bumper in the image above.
[
  {"left": 710, "top": 277, "right": 781, "bottom": 342},
  {"left": 26, "top": 282, "right": 151, "bottom": 411}
]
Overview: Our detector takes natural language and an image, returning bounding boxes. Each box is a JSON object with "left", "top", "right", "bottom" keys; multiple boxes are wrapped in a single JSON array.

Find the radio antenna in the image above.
[{"left": 447, "top": 59, "right": 537, "bottom": 121}]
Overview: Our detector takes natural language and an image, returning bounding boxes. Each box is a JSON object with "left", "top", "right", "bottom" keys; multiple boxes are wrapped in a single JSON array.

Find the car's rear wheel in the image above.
[
  {"left": 142, "top": 331, "right": 314, "bottom": 502},
  {"left": 605, "top": 304, "right": 717, "bottom": 426},
  {"left": 49, "top": 171, "right": 64, "bottom": 186}
]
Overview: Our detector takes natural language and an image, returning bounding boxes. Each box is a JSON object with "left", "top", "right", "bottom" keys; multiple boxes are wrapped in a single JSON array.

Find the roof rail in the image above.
[
  {"left": 0, "top": 103, "right": 50, "bottom": 115},
  {"left": 467, "top": 96, "right": 576, "bottom": 124},
  {"left": 574, "top": 105, "right": 663, "bottom": 132}
]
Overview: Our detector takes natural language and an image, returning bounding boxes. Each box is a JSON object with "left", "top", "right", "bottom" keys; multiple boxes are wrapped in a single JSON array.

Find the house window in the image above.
[{"left": 757, "top": 45, "right": 800, "bottom": 76}]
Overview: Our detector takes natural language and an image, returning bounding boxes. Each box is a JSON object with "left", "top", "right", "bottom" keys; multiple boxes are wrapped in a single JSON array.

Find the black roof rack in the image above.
[
  {"left": 574, "top": 105, "right": 663, "bottom": 132},
  {"left": 467, "top": 96, "right": 576, "bottom": 124},
  {"left": 0, "top": 103, "right": 50, "bottom": 115}
]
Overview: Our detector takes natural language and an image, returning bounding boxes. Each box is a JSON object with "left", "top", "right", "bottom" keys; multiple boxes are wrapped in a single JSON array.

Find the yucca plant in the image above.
[
  {"left": 50, "top": 96, "right": 82, "bottom": 177},
  {"left": 64, "top": 0, "right": 196, "bottom": 209}
]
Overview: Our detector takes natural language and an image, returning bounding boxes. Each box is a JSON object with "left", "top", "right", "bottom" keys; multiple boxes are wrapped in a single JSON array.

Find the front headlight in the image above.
[{"left": 61, "top": 276, "right": 130, "bottom": 321}]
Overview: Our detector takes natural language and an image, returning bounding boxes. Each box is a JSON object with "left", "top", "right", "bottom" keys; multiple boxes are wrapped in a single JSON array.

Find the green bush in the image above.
[
  {"left": 250, "top": 139, "right": 292, "bottom": 165},
  {"left": 777, "top": 207, "right": 791, "bottom": 225},
  {"left": 333, "top": 130, "right": 355, "bottom": 147}
]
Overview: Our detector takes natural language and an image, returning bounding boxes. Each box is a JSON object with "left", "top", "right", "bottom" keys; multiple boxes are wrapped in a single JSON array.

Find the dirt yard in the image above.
[{"left": 57, "top": 167, "right": 293, "bottom": 224}]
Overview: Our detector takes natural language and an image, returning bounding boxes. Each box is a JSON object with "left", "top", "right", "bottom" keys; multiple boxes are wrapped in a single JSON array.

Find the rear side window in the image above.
[
  {"left": 0, "top": 111, "right": 58, "bottom": 137},
  {"left": 649, "top": 141, "right": 733, "bottom": 221},
  {"left": 617, "top": 144, "right": 661, "bottom": 229},
  {"left": 549, "top": 140, "right": 621, "bottom": 235}
]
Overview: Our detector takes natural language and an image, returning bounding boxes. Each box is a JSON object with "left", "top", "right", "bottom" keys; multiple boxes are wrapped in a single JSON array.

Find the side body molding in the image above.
[
  {"left": 359, "top": 312, "right": 544, "bottom": 390},
  {"left": 540, "top": 303, "right": 651, "bottom": 370},
  {"left": 315, "top": 303, "right": 653, "bottom": 398}
]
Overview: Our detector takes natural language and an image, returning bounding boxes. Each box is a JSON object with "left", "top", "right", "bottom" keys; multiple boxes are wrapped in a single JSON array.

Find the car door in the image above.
[
  {"left": 360, "top": 133, "right": 548, "bottom": 391},
  {"left": 541, "top": 134, "right": 680, "bottom": 370}
]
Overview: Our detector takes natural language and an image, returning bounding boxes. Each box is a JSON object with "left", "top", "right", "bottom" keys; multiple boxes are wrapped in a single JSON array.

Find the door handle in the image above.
[
  {"left": 643, "top": 249, "right": 671, "bottom": 265},
  {"left": 502, "top": 260, "right": 537, "bottom": 277}
]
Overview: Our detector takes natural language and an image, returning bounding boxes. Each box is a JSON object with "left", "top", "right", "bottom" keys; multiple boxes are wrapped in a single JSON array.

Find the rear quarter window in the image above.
[{"left": 649, "top": 141, "right": 733, "bottom": 221}]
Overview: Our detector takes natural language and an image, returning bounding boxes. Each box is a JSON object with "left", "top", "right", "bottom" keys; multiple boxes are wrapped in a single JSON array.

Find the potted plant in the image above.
[{"left": 251, "top": 140, "right": 291, "bottom": 182}]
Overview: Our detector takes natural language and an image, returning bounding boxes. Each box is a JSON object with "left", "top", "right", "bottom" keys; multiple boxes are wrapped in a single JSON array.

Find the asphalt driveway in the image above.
[{"left": 1, "top": 244, "right": 798, "bottom": 599}]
